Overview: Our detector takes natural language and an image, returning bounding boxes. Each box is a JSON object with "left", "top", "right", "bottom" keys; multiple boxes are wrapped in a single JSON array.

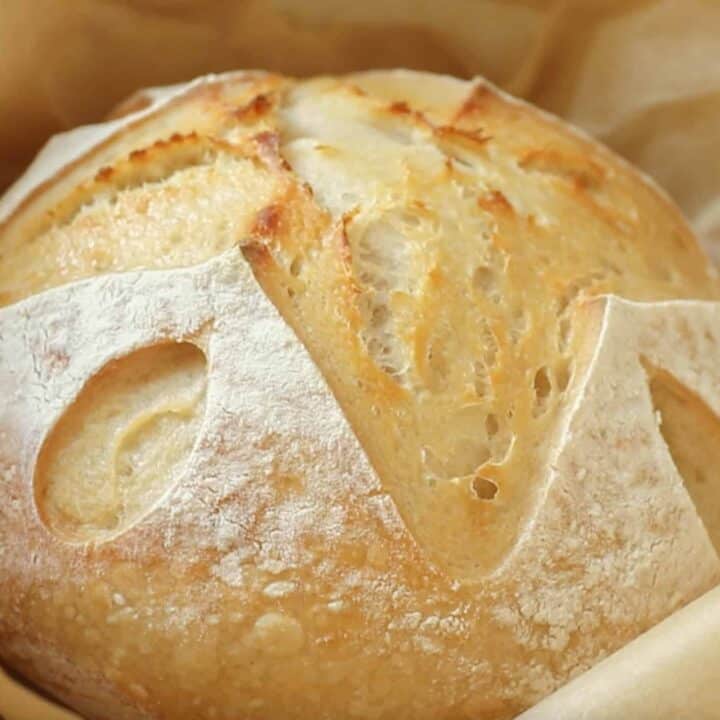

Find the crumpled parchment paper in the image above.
[{"left": 1, "top": 1, "right": 718, "bottom": 718}]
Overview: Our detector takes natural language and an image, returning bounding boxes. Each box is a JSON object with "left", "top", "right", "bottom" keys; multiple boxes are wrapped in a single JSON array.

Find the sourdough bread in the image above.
[{"left": 1, "top": 70, "right": 719, "bottom": 720}]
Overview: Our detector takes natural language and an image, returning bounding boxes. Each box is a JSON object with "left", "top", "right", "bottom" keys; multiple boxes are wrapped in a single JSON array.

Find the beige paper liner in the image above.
[
  {"left": 0, "top": 668, "right": 78, "bottom": 720},
  {"left": 519, "top": 584, "right": 720, "bottom": 720},
  {"left": 1, "top": 1, "right": 719, "bottom": 717}
]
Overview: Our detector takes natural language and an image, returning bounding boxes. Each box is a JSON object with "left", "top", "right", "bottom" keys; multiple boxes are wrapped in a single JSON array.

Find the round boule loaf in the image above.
[{"left": 1, "top": 70, "right": 719, "bottom": 720}]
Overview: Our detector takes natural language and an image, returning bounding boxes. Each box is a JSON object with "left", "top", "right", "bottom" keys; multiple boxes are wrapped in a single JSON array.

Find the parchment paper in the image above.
[
  {"left": 0, "top": 1, "right": 718, "bottom": 718},
  {"left": 518, "top": 585, "right": 720, "bottom": 720}
]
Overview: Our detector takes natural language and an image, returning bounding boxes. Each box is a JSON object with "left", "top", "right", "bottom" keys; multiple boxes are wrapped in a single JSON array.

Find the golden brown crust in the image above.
[{"left": 1, "top": 70, "right": 719, "bottom": 720}]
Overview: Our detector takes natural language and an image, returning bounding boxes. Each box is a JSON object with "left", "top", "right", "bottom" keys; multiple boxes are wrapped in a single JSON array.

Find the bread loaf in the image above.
[{"left": 1, "top": 70, "right": 719, "bottom": 720}]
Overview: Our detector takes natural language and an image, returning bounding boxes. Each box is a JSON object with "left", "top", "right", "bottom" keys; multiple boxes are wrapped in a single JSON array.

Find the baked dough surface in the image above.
[{"left": 1, "top": 70, "right": 719, "bottom": 719}]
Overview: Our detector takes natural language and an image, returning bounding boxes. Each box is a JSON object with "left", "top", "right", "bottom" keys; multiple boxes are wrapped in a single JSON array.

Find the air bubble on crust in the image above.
[
  {"left": 532, "top": 366, "right": 553, "bottom": 417},
  {"left": 350, "top": 217, "right": 419, "bottom": 382},
  {"left": 471, "top": 475, "right": 498, "bottom": 501}
]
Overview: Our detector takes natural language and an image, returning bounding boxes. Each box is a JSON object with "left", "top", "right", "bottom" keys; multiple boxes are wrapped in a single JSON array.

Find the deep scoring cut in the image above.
[{"left": 0, "top": 256, "right": 716, "bottom": 580}]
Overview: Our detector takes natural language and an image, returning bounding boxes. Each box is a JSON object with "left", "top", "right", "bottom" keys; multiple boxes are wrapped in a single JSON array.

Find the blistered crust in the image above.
[{"left": 1, "top": 70, "right": 719, "bottom": 720}]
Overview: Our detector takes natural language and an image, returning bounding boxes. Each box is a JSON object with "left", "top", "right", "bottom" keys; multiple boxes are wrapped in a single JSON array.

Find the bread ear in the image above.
[{"left": 506, "top": 295, "right": 720, "bottom": 592}]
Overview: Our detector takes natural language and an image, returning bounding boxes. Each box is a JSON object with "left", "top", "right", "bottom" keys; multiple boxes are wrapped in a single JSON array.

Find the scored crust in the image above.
[{"left": 0, "top": 70, "right": 719, "bottom": 720}]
